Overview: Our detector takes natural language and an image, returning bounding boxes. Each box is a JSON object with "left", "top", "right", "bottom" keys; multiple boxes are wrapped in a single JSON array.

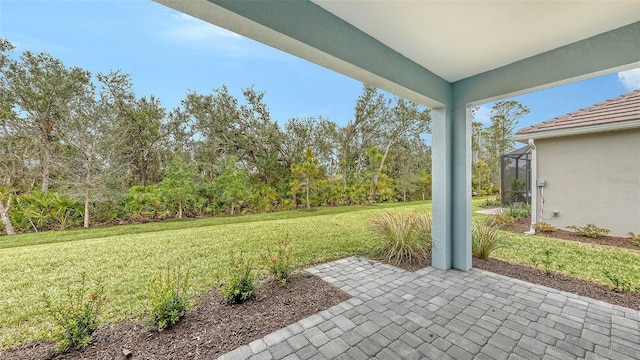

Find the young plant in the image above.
[
  {"left": 567, "top": 224, "right": 610, "bottom": 238},
  {"left": 628, "top": 232, "right": 640, "bottom": 246},
  {"left": 501, "top": 204, "right": 531, "bottom": 220},
  {"left": 602, "top": 270, "right": 633, "bottom": 293},
  {"left": 471, "top": 220, "right": 504, "bottom": 260},
  {"left": 42, "top": 274, "right": 107, "bottom": 353},
  {"left": 264, "top": 235, "right": 294, "bottom": 286},
  {"left": 221, "top": 254, "right": 256, "bottom": 304},
  {"left": 145, "top": 266, "right": 190, "bottom": 330},
  {"left": 530, "top": 249, "right": 564, "bottom": 276},
  {"left": 369, "top": 211, "right": 431, "bottom": 266},
  {"left": 534, "top": 222, "right": 557, "bottom": 232}
]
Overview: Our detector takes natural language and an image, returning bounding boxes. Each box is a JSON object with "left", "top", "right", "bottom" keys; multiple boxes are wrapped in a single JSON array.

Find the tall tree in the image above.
[
  {"left": 97, "top": 71, "right": 168, "bottom": 186},
  {"left": 290, "top": 148, "right": 320, "bottom": 209},
  {"left": 485, "top": 101, "right": 530, "bottom": 185},
  {"left": 58, "top": 84, "right": 120, "bottom": 228},
  {"left": 182, "top": 86, "right": 240, "bottom": 176},
  {"left": 214, "top": 157, "right": 250, "bottom": 215},
  {"left": 2, "top": 45, "right": 92, "bottom": 192},
  {"left": 340, "top": 84, "right": 386, "bottom": 187},
  {"left": 372, "top": 96, "right": 430, "bottom": 186},
  {"left": 159, "top": 155, "right": 200, "bottom": 219}
]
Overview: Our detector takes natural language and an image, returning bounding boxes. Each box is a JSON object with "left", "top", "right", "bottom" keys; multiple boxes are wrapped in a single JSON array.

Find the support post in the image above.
[{"left": 431, "top": 103, "right": 472, "bottom": 271}]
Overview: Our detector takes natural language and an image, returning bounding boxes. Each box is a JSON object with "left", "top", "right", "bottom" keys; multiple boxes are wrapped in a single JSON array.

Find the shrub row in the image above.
[{"left": 42, "top": 239, "right": 295, "bottom": 353}]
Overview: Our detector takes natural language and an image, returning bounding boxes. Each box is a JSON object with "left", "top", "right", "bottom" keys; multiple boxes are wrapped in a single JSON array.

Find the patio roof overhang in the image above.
[{"left": 154, "top": 0, "right": 640, "bottom": 271}]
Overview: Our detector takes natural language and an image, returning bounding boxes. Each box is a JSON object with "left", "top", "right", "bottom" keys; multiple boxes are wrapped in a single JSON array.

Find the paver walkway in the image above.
[{"left": 219, "top": 257, "right": 640, "bottom": 360}]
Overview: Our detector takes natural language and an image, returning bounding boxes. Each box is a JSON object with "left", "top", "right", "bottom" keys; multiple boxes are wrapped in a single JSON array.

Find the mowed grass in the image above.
[
  {"left": 493, "top": 231, "right": 640, "bottom": 288},
  {"left": 0, "top": 201, "right": 431, "bottom": 348},
  {"left": 2, "top": 199, "right": 639, "bottom": 349}
]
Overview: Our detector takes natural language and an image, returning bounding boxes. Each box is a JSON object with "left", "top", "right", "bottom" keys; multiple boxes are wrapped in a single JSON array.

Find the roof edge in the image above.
[{"left": 514, "top": 119, "right": 640, "bottom": 142}]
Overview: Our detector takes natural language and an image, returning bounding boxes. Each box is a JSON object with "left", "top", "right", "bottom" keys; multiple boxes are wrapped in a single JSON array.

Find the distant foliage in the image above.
[
  {"left": 480, "top": 196, "right": 501, "bottom": 208},
  {"left": 471, "top": 220, "right": 503, "bottom": 260},
  {"left": 11, "top": 191, "right": 83, "bottom": 232},
  {"left": 370, "top": 211, "right": 432, "bottom": 266},
  {"left": 42, "top": 274, "right": 107, "bottom": 353},
  {"left": 1, "top": 39, "right": 438, "bottom": 236},
  {"left": 221, "top": 254, "right": 256, "bottom": 304},
  {"left": 567, "top": 224, "right": 610, "bottom": 238},
  {"left": 145, "top": 266, "right": 191, "bottom": 330},
  {"left": 628, "top": 232, "right": 640, "bottom": 246}
]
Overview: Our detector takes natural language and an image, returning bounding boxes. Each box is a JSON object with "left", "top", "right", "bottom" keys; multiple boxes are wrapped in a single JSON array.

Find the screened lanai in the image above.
[{"left": 501, "top": 146, "right": 531, "bottom": 207}]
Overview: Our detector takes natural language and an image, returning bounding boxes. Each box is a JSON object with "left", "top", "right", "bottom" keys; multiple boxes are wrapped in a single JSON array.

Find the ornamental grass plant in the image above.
[{"left": 370, "top": 210, "right": 432, "bottom": 266}]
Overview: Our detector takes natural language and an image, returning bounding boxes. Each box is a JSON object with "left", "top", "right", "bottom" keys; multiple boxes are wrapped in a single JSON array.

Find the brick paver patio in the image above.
[{"left": 219, "top": 257, "right": 640, "bottom": 360}]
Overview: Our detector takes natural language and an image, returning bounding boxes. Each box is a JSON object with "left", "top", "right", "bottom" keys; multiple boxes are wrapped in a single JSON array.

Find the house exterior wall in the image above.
[{"left": 535, "top": 129, "right": 640, "bottom": 236}]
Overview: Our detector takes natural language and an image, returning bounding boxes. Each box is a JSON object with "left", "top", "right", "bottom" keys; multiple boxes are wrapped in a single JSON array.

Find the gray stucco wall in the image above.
[{"left": 535, "top": 129, "right": 640, "bottom": 237}]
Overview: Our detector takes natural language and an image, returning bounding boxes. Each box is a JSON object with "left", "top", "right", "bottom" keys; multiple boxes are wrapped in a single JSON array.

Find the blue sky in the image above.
[{"left": 1, "top": 0, "right": 639, "bottom": 131}]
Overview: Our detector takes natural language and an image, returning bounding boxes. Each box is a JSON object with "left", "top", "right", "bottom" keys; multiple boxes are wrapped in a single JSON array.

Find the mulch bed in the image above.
[
  {"left": 1, "top": 273, "right": 350, "bottom": 360},
  {"left": 4, "top": 222, "right": 640, "bottom": 359},
  {"left": 503, "top": 216, "right": 640, "bottom": 251}
]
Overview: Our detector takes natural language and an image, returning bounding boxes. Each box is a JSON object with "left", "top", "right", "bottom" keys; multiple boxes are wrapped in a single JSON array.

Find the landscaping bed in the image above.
[
  {"left": 4, "top": 256, "right": 640, "bottom": 360},
  {"left": 504, "top": 216, "right": 640, "bottom": 251},
  {"left": 1, "top": 273, "right": 350, "bottom": 360}
]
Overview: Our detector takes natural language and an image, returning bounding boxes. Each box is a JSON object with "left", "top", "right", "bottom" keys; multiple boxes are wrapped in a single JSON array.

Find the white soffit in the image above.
[{"left": 313, "top": 1, "right": 640, "bottom": 82}]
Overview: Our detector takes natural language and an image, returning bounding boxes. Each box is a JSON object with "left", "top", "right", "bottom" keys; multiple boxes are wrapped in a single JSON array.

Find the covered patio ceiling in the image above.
[
  {"left": 155, "top": 0, "right": 640, "bottom": 271},
  {"left": 314, "top": 1, "right": 639, "bottom": 83}
]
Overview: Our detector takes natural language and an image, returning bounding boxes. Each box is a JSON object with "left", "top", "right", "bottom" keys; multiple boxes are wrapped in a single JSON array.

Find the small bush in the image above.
[
  {"left": 492, "top": 213, "right": 515, "bottom": 226},
  {"left": 530, "top": 249, "right": 564, "bottom": 276},
  {"left": 370, "top": 211, "right": 431, "bottom": 266},
  {"left": 265, "top": 236, "right": 294, "bottom": 286},
  {"left": 145, "top": 266, "right": 190, "bottom": 330},
  {"left": 534, "top": 222, "right": 556, "bottom": 232},
  {"left": 480, "top": 196, "right": 501, "bottom": 208},
  {"left": 629, "top": 232, "right": 640, "bottom": 246},
  {"left": 42, "top": 274, "right": 107, "bottom": 353},
  {"left": 501, "top": 204, "right": 530, "bottom": 220},
  {"left": 221, "top": 254, "right": 256, "bottom": 304},
  {"left": 472, "top": 221, "right": 503, "bottom": 260},
  {"left": 567, "top": 224, "right": 610, "bottom": 238}
]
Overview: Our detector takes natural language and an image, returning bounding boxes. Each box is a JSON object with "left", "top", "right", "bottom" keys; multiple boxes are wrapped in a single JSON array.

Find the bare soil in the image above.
[{"left": 4, "top": 221, "right": 640, "bottom": 360}]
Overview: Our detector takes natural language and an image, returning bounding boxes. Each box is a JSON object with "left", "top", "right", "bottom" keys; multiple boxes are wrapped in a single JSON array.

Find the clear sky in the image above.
[{"left": 1, "top": 0, "right": 639, "bottom": 132}]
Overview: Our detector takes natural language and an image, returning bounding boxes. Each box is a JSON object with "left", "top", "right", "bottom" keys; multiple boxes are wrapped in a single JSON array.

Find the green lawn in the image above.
[
  {"left": 1, "top": 199, "right": 639, "bottom": 349},
  {"left": 0, "top": 201, "right": 429, "bottom": 348}
]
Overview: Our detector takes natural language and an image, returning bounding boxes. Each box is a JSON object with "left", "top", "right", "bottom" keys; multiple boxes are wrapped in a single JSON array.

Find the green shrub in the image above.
[
  {"left": 265, "top": 236, "right": 294, "bottom": 286},
  {"left": 369, "top": 211, "right": 431, "bottom": 266},
  {"left": 629, "top": 232, "right": 640, "bottom": 246},
  {"left": 472, "top": 221, "right": 503, "bottom": 260},
  {"left": 566, "top": 224, "right": 610, "bottom": 238},
  {"left": 221, "top": 254, "right": 256, "bottom": 304},
  {"left": 501, "top": 204, "right": 530, "bottom": 220},
  {"left": 480, "top": 196, "right": 501, "bottom": 208},
  {"left": 534, "top": 222, "right": 556, "bottom": 232},
  {"left": 145, "top": 266, "right": 190, "bottom": 330},
  {"left": 42, "top": 274, "right": 107, "bottom": 353}
]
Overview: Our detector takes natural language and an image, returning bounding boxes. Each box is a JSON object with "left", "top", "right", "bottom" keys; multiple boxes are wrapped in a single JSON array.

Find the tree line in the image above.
[
  {"left": 0, "top": 38, "right": 528, "bottom": 236},
  {"left": 0, "top": 38, "right": 433, "bottom": 235}
]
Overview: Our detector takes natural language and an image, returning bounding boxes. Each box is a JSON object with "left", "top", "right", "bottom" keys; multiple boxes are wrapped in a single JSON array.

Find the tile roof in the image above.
[{"left": 516, "top": 89, "right": 640, "bottom": 136}]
